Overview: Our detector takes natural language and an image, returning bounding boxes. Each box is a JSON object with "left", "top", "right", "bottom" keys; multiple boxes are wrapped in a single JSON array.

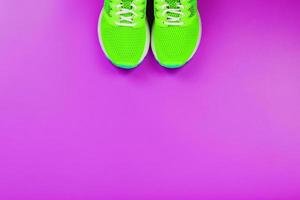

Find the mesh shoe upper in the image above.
[
  {"left": 99, "top": 0, "right": 149, "bottom": 68},
  {"left": 152, "top": 0, "right": 201, "bottom": 67}
]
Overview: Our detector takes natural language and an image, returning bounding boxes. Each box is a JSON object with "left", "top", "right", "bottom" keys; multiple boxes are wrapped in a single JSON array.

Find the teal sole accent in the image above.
[
  {"left": 160, "top": 61, "right": 187, "bottom": 69},
  {"left": 111, "top": 60, "right": 142, "bottom": 69},
  {"left": 114, "top": 63, "right": 139, "bottom": 69},
  {"left": 162, "top": 64, "right": 184, "bottom": 69}
]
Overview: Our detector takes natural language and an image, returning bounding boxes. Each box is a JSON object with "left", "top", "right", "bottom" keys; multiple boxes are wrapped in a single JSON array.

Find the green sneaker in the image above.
[
  {"left": 98, "top": 0, "right": 150, "bottom": 69},
  {"left": 152, "top": 0, "right": 202, "bottom": 68}
]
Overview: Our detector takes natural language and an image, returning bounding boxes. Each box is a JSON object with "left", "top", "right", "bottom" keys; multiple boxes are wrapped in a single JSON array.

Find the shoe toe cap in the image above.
[
  {"left": 152, "top": 20, "right": 201, "bottom": 68},
  {"left": 99, "top": 17, "right": 148, "bottom": 68}
]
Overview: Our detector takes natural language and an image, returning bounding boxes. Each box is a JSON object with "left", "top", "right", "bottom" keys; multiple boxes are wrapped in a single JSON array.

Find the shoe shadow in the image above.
[{"left": 147, "top": 0, "right": 154, "bottom": 28}]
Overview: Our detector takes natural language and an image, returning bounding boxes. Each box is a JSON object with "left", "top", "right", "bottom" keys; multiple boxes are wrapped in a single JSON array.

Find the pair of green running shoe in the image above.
[{"left": 98, "top": 0, "right": 202, "bottom": 69}]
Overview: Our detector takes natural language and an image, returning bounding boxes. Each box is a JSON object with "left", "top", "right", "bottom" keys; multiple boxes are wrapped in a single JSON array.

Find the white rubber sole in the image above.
[
  {"left": 151, "top": 13, "right": 202, "bottom": 68},
  {"left": 97, "top": 10, "right": 150, "bottom": 68}
]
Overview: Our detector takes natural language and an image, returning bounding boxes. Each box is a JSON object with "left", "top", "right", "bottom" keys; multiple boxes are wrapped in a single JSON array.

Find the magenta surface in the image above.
[{"left": 1, "top": 0, "right": 300, "bottom": 199}]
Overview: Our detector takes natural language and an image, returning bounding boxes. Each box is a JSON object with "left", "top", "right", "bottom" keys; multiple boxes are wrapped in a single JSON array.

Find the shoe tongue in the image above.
[
  {"left": 165, "top": 0, "right": 180, "bottom": 18},
  {"left": 165, "top": 0, "right": 179, "bottom": 8},
  {"left": 120, "top": 0, "right": 135, "bottom": 20},
  {"left": 122, "top": 0, "right": 134, "bottom": 9}
]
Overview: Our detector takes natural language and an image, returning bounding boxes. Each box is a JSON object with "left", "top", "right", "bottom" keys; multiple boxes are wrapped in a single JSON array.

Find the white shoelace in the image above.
[
  {"left": 115, "top": 3, "right": 138, "bottom": 27},
  {"left": 161, "top": 3, "right": 184, "bottom": 26}
]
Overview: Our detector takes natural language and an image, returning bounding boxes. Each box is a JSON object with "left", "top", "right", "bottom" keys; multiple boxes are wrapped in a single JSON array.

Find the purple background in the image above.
[{"left": 1, "top": 0, "right": 300, "bottom": 199}]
